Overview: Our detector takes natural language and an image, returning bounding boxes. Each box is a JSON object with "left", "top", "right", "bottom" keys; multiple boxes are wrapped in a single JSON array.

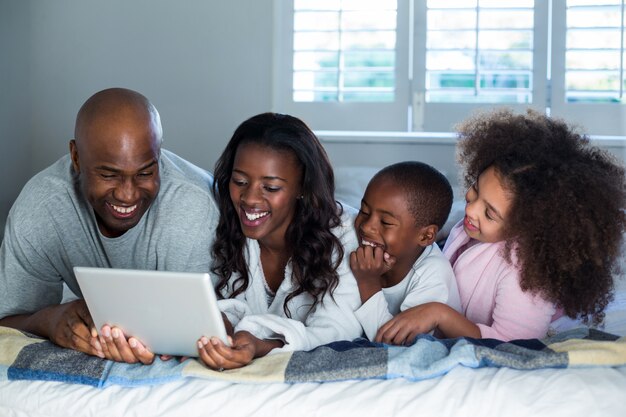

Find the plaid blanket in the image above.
[{"left": 1, "top": 326, "right": 624, "bottom": 388}]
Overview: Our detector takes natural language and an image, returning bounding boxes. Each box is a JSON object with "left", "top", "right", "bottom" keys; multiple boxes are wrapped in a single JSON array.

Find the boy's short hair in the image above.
[{"left": 374, "top": 161, "right": 453, "bottom": 229}]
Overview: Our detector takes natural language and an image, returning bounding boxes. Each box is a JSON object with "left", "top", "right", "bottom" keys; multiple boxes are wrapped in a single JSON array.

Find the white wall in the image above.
[
  {"left": 1, "top": 1, "right": 626, "bottom": 236},
  {"left": 26, "top": 0, "right": 274, "bottom": 173},
  {"left": 0, "top": 1, "right": 31, "bottom": 226},
  {"left": 319, "top": 132, "right": 626, "bottom": 200},
  {"left": 0, "top": 0, "right": 275, "bottom": 235}
]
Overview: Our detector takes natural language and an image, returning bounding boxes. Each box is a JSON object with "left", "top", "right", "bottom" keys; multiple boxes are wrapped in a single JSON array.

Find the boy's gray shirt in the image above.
[{"left": 0, "top": 149, "right": 219, "bottom": 319}]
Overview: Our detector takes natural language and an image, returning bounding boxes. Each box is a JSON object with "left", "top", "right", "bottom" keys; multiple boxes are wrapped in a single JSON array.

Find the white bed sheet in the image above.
[
  {"left": 2, "top": 365, "right": 625, "bottom": 417},
  {"left": 3, "top": 167, "right": 624, "bottom": 417}
]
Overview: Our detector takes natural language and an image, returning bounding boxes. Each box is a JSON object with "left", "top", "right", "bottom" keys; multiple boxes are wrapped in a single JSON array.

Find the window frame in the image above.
[
  {"left": 273, "top": 0, "right": 411, "bottom": 131},
  {"left": 273, "top": 0, "right": 626, "bottom": 136},
  {"left": 413, "top": 0, "right": 549, "bottom": 132},
  {"left": 550, "top": 0, "right": 626, "bottom": 135}
]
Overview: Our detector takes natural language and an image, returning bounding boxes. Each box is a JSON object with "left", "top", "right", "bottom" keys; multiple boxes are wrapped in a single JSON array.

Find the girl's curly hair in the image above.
[
  {"left": 211, "top": 112, "right": 343, "bottom": 317},
  {"left": 456, "top": 108, "right": 626, "bottom": 325}
]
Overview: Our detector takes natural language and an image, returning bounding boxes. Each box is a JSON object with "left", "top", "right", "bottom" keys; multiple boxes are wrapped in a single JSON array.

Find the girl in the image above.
[
  {"left": 199, "top": 113, "right": 362, "bottom": 369},
  {"left": 377, "top": 109, "right": 626, "bottom": 342}
]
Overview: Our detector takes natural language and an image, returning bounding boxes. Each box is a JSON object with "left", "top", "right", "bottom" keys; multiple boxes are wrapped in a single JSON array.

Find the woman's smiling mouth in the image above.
[{"left": 240, "top": 207, "right": 270, "bottom": 227}]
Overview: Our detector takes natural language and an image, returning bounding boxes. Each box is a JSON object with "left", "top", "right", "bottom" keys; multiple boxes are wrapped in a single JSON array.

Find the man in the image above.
[{"left": 0, "top": 88, "right": 218, "bottom": 364}]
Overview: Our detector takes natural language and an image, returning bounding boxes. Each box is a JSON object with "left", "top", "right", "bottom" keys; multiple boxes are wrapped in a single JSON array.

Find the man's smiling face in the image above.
[{"left": 70, "top": 94, "right": 162, "bottom": 238}]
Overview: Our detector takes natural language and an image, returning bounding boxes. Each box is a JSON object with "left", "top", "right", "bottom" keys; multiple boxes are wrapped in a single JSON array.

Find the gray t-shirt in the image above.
[{"left": 0, "top": 149, "right": 219, "bottom": 319}]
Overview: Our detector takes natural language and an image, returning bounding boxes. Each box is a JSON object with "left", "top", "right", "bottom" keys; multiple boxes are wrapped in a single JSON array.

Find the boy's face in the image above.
[{"left": 354, "top": 176, "right": 425, "bottom": 273}]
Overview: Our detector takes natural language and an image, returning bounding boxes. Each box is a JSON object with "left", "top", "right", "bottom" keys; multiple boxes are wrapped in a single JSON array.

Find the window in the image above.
[
  {"left": 274, "top": 0, "right": 626, "bottom": 135},
  {"left": 292, "top": 0, "right": 398, "bottom": 103},
  {"left": 425, "top": 0, "right": 534, "bottom": 104},
  {"left": 565, "top": 0, "right": 625, "bottom": 102}
]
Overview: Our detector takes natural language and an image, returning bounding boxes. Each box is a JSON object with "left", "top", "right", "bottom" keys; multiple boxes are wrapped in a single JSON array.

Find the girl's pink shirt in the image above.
[{"left": 442, "top": 221, "right": 556, "bottom": 341}]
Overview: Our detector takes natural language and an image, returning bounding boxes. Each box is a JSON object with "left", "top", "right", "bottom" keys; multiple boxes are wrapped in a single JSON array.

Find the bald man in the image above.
[{"left": 0, "top": 88, "right": 219, "bottom": 363}]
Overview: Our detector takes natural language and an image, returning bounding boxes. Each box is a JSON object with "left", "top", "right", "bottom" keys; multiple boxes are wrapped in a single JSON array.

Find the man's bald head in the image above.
[
  {"left": 70, "top": 88, "right": 163, "bottom": 238},
  {"left": 74, "top": 88, "right": 163, "bottom": 146}
]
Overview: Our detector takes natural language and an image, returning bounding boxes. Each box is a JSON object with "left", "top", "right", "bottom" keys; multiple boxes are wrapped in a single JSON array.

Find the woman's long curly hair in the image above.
[
  {"left": 211, "top": 112, "right": 343, "bottom": 317},
  {"left": 456, "top": 108, "right": 626, "bottom": 325}
]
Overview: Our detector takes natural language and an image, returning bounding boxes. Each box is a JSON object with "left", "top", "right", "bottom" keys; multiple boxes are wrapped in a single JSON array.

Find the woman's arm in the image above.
[{"left": 197, "top": 331, "right": 284, "bottom": 370}]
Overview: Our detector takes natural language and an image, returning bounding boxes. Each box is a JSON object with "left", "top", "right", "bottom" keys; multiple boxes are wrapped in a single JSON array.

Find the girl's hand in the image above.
[
  {"left": 350, "top": 245, "right": 396, "bottom": 302},
  {"left": 197, "top": 331, "right": 257, "bottom": 370},
  {"left": 375, "top": 302, "right": 446, "bottom": 345},
  {"left": 376, "top": 303, "right": 481, "bottom": 344}
]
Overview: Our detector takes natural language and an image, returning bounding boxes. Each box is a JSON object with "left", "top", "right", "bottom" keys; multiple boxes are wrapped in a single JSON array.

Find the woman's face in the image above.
[
  {"left": 229, "top": 142, "right": 303, "bottom": 248},
  {"left": 463, "top": 165, "right": 512, "bottom": 243}
]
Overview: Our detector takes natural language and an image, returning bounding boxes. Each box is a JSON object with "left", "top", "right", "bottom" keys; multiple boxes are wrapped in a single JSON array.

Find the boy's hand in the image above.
[{"left": 350, "top": 245, "right": 396, "bottom": 303}]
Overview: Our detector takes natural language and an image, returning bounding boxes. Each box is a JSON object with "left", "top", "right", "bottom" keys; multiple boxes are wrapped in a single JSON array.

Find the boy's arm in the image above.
[
  {"left": 349, "top": 245, "right": 394, "bottom": 303},
  {"left": 350, "top": 246, "right": 397, "bottom": 340},
  {"left": 376, "top": 248, "right": 463, "bottom": 345},
  {"left": 353, "top": 292, "right": 394, "bottom": 341}
]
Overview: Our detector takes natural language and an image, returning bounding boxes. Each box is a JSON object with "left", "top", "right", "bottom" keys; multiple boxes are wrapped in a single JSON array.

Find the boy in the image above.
[{"left": 350, "top": 161, "right": 461, "bottom": 345}]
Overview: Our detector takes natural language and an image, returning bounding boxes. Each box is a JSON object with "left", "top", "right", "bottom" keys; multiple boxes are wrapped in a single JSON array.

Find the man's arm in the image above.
[
  {"left": 1, "top": 302, "right": 157, "bottom": 364},
  {"left": 0, "top": 299, "right": 103, "bottom": 356}
]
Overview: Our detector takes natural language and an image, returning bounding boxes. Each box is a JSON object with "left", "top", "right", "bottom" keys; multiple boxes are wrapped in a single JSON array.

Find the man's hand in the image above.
[
  {"left": 4, "top": 299, "right": 105, "bottom": 358},
  {"left": 95, "top": 324, "right": 155, "bottom": 364},
  {"left": 39, "top": 299, "right": 98, "bottom": 353}
]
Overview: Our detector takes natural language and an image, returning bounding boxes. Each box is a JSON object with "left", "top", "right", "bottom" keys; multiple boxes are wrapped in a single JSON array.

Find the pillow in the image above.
[
  {"left": 334, "top": 165, "right": 465, "bottom": 242},
  {"left": 334, "top": 166, "right": 378, "bottom": 211}
]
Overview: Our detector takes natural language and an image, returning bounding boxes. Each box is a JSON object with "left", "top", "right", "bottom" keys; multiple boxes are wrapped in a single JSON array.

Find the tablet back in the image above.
[{"left": 74, "top": 266, "right": 228, "bottom": 357}]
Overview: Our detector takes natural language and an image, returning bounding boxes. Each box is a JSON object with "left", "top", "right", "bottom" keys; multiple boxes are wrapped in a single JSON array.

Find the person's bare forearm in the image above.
[
  {"left": 356, "top": 279, "right": 381, "bottom": 304},
  {"left": 0, "top": 308, "right": 53, "bottom": 337},
  {"left": 254, "top": 337, "right": 284, "bottom": 357},
  {"left": 436, "top": 306, "right": 481, "bottom": 339}
]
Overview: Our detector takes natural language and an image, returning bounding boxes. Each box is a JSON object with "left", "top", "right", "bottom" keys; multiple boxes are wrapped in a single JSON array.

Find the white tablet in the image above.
[{"left": 74, "top": 266, "right": 228, "bottom": 357}]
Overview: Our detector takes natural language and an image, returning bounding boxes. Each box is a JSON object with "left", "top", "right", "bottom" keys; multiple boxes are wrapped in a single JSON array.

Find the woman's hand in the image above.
[
  {"left": 222, "top": 312, "right": 234, "bottom": 335},
  {"left": 197, "top": 331, "right": 284, "bottom": 370},
  {"left": 197, "top": 331, "right": 257, "bottom": 370}
]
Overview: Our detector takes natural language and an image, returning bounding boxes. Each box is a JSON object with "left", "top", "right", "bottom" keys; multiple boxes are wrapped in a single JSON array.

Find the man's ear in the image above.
[
  {"left": 417, "top": 224, "right": 439, "bottom": 247},
  {"left": 69, "top": 140, "right": 80, "bottom": 173}
]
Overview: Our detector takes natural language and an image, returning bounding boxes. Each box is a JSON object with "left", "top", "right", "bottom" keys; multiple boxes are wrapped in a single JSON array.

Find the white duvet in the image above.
[{"left": 2, "top": 365, "right": 625, "bottom": 417}]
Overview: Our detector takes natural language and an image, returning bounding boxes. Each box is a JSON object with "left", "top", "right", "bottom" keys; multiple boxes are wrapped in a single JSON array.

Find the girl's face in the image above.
[
  {"left": 229, "top": 142, "right": 303, "bottom": 248},
  {"left": 463, "top": 165, "right": 512, "bottom": 243}
]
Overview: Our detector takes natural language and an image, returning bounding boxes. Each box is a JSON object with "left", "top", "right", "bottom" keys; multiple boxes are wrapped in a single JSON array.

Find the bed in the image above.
[
  {"left": 2, "top": 322, "right": 626, "bottom": 417},
  {"left": 1, "top": 166, "right": 626, "bottom": 417}
]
